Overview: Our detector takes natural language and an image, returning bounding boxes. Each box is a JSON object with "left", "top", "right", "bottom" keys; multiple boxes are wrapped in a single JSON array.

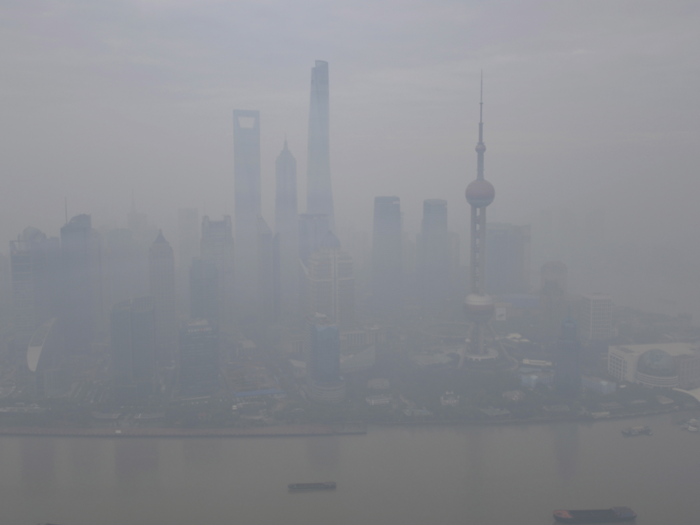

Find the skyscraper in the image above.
[
  {"left": 177, "top": 208, "right": 199, "bottom": 312},
  {"left": 306, "top": 60, "right": 335, "bottom": 229},
  {"left": 10, "top": 227, "right": 61, "bottom": 350},
  {"left": 189, "top": 257, "right": 218, "bottom": 321},
  {"left": 298, "top": 213, "right": 331, "bottom": 265},
  {"left": 274, "top": 141, "right": 299, "bottom": 316},
  {"left": 179, "top": 318, "right": 219, "bottom": 397},
  {"left": 305, "top": 313, "right": 345, "bottom": 403},
  {"left": 233, "top": 109, "right": 261, "bottom": 311},
  {"left": 149, "top": 231, "right": 177, "bottom": 366},
  {"left": 463, "top": 80, "right": 497, "bottom": 359},
  {"left": 110, "top": 296, "right": 155, "bottom": 403},
  {"left": 200, "top": 216, "right": 235, "bottom": 327},
  {"left": 372, "top": 196, "right": 402, "bottom": 316},
  {"left": 257, "top": 217, "right": 274, "bottom": 321},
  {"left": 419, "top": 199, "right": 450, "bottom": 310},
  {"left": 485, "top": 223, "right": 531, "bottom": 294},
  {"left": 554, "top": 315, "right": 582, "bottom": 397},
  {"left": 579, "top": 293, "right": 612, "bottom": 342},
  {"left": 305, "top": 232, "right": 355, "bottom": 329},
  {"left": 61, "top": 214, "right": 100, "bottom": 354}
]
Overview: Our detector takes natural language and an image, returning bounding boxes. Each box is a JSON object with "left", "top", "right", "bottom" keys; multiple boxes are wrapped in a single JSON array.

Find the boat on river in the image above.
[
  {"left": 288, "top": 482, "right": 336, "bottom": 491},
  {"left": 622, "top": 426, "right": 651, "bottom": 437},
  {"left": 553, "top": 507, "right": 636, "bottom": 523}
]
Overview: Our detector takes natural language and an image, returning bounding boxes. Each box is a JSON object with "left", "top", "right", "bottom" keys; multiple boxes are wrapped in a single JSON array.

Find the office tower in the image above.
[
  {"left": 177, "top": 208, "right": 199, "bottom": 312},
  {"left": 419, "top": 199, "right": 450, "bottom": 309},
  {"left": 485, "top": 223, "right": 531, "bottom": 294},
  {"left": 299, "top": 213, "right": 330, "bottom": 265},
  {"left": 200, "top": 216, "right": 235, "bottom": 327},
  {"left": 274, "top": 141, "right": 300, "bottom": 316},
  {"left": 463, "top": 80, "right": 497, "bottom": 359},
  {"left": 61, "top": 215, "right": 100, "bottom": 354},
  {"left": 233, "top": 109, "right": 261, "bottom": 311},
  {"left": 538, "top": 261, "right": 568, "bottom": 346},
  {"left": 179, "top": 318, "right": 219, "bottom": 397},
  {"left": 257, "top": 217, "right": 274, "bottom": 321},
  {"left": 579, "top": 293, "right": 612, "bottom": 342},
  {"left": 189, "top": 257, "right": 218, "bottom": 321},
  {"left": 110, "top": 296, "right": 155, "bottom": 402},
  {"left": 372, "top": 196, "right": 402, "bottom": 315},
  {"left": 102, "top": 228, "right": 145, "bottom": 311},
  {"left": 10, "top": 227, "right": 61, "bottom": 350},
  {"left": 305, "top": 232, "right": 355, "bottom": 329},
  {"left": 149, "top": 231, "right": 177, "bottom": 366},
  {"left": 305, "top": 313, "right": 345, "bottom": 403},
  {"left": 306, "top": 60, "right": 335, "bottom": 229},
  {"left": 26, "top": 317, "right": 66, "bottom": 399},
  {"left": 554, "top": 315, "right": 582, "bottom": 397}
]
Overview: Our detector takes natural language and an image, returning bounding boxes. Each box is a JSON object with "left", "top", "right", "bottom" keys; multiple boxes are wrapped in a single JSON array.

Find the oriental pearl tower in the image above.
[{"left": 460, "top": 77, "right": 498, "bottom": 365}]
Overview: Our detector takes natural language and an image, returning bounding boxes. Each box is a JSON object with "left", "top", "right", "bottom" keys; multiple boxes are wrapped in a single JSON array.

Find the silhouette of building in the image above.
[
  {"left": 10, "top": 227, "right": 61, "bottom": 351},
  {"left": 299, "top": 213, "right": 331, "bottom": 265},
  {"left": 233, "top": 109, "right": 261, "bottom": 313},
  {"left": 306, "top": 60, "right": 335, "bottom": 229},
  {"left": 189, "top": 257, "right": 218, "bottom": 321},
  {"left": 463, "top": 80, "right": 498, "bottom": 359},
  {"left": 372, "top": 196, "right": 402, "bottom": 316},
  {"left": 274, "top": 141, "right": 300, "bottom": 318},
  {"left": 26, "top": 317, "right": 67, "bottom": 399},
  {"left": 579, "top": 293, "right": 612, "bottom": 342},
  {"left": 110, "top": 296, "right": 156, "bottom": 403},
  {"left": 177, "top": 208, "right": 199, "bottom": 312},
  {"left": 538, "top": 261, "right": 568, "bottom": 346},
  {"left": 305, "top": 232, "right": 355, "bottom": 329},
  {"left": 305, "top": 313, "right": 345, "bottom": 403},
  {"left": 149, "top": 231, "right": 177, "bottom": 366},
  {"left": 179, "top": 318, "right": 219, "bottom": 397},
  {"left": 102, "top": 228, "right": 146, "bottom": 312},
  {"left": 485, "top": 223, "right": 531, "bottom": 294},
  {"left": 554, "top": 315, "right": 582, "bottom": 397},
  {"left": 200, "top": 216, "right": 235, "bottom": 327},
  {"left": 60, "top": 214, "right": 102, "bottom": 354},
  {"left": 257, "top": 217, "right": 274, "bottom": 321},
  {"left": 419, "top": 199, "right": 450, "bottom": 310}
]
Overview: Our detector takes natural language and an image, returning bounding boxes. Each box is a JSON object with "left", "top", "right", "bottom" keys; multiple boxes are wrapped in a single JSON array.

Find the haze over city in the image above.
[{"left": 1, "top": 2, "right": 700, "bottom": 525}]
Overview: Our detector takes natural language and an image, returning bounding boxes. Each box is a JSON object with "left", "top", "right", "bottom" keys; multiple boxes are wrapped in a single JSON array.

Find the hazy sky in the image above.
[{"left": 1, "top": 0, "right": 698, "bottom": 250}]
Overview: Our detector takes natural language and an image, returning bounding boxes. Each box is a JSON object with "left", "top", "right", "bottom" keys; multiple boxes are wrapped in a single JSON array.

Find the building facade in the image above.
[
  {"left": 179, "top": 318, "right": 219, "bottom": 398},
  {"left": 579, "top": 293, "right": 612, "bottom": 342},
  {"left": 149, "top": 231, "right": 177, "bottom": 366},
  {"left": 485, "top": 223, "right": 531, "bottom": 295},
  {"left": 306, "top": 314, "right": 345, "bottom": 403},
  {"left": 608, "top": 343, "right": 700, "bottom": 389},
  {"left": 372, "top": 196, "right": 402, "bottom": 316},
  {"left": 200, "top": 216, "right": 235, "bottom": 327}
]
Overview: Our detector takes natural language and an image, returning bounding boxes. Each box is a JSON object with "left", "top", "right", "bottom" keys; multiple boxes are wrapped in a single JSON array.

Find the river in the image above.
[{"left": 1, "top": 414, "right": 697, "bottom": 525}]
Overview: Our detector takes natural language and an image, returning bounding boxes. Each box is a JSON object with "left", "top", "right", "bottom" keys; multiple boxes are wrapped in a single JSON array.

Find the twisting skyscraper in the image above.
[
  {"left": 306, "top": 60, "right": 335, "bottom": 229},
  {"left": 462, "top": 79, "right": 497, "bottom": 361}
]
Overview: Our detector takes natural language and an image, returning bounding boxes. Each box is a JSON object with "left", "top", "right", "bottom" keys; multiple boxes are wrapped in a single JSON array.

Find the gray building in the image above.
[
  {"left": 274, "top": 141, "right": 300, "bottom": 318},
  {"left": 177, "top": 208, "right": 199, "bottom": 313},
  {"left": 149, "top": 231, "right": 177, "bottom": 367},
  {"left": 233, "top": 109, "right": 262, "bottom": 314},
  {"left": 419, "top": 199, "right": 450, "bottom": 310},
  {"left": 299, "top": 213, "right": 331, "bottom": 265},
  {"left": 179, "top": 318, "right": 219, "bottom": 398},
  {"left": 306, "top": 60, "right": 335, "bottom": 229},
  {"left": 110, "top": 296, "right": 156, "bottom": 403},
  {"left": 485, "top": 223, "right": 531, "bottom": 295},
  {"left": 372, "top": 196, "right": 402, "bottom": 316},
  {"left": 200, "top": 216, "right": 235, "bottom": 328},
  {"left": 189, "top": 257, "right": 218, "bottom": 322},
  {"left": 306, "top": 314, "right": 345, "bottom": 403}
]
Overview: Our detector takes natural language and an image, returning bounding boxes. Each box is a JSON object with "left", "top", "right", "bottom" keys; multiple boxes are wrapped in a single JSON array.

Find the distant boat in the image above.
[
  {"left": 622, "top": 426, "right": 651, "bottom": 437},
  {"left": 288, "top": 482, "right": 336, "bottom": 491},
  {"left": 553, "top": 507, "right": 636, "bottom": 523}
]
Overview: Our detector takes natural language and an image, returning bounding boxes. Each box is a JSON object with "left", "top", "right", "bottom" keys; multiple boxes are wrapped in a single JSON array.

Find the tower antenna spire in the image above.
[{"left": 479, "top": 70, "right": 483, "bottom": 125}]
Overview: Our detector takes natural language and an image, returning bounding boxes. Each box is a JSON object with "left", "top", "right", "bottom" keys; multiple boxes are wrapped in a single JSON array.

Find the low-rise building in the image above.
[
  {"left": 521, "top": 372, "right": 554, "bottom": 389},
  {"left": 608, "top": 343, "right": 700, "bottom": 389},
  {"left": 366, "top": 394, "right": 392, "bottom": 406},
  {"left": 582, "top": 376, "right": 617, "bottom": 395}
]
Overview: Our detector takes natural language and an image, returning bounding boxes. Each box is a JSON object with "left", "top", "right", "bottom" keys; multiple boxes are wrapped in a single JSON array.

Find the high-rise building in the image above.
[
  {"left": 485, "top": 223, "right": 531, "bottom": 294},
  {"left": 306, "top": 60, "right": 335, "bottom": 229},
  {"left": 419, "top": 199, "right": 450, "bottom": 310},
  {"left": 305, "top": 232, "right": 355, "bottom": 329},
  {"left": 554, "top": 315, "right": 581, "bottom": 397},
  {"left": 257, "top": 217, "right": 274, "bottom": 321},
  {"left": 233, "top": 109, "right": 261, "bottom": 311},
  {"left": 179, "top": 318, "right": 219, "bottom": 397},
  {"left": 305, "top": 313, "right": 345, "bottom": 403},
  {"left": 177, "top": 208, "right": 199, "bottom": 312},
  {"left": 538, "top": 261, "right": 568, "bottom": 346},
  {"left": 102, "top": 228, "right": 146, "bottom": 312},
  {"left": 189, "top": 257, "right": 218, "bottom": 322},
  {"left": 61, "top": 214, "right": 101, "bottom": 354},
  {"left": 200, "top": 216, "right": 235, "bottom": 327},
  {"left": 10, "top": 227, "right": 61, "bottom": 350},
  {"left": 463, "top": 80, "right": 498, "bottom": 360},
  {"left": 579, "top": 293, "right": 612, "bottom": 342},
  {"left": 299, "top": 213, "right": 331, "bottom": 265},
  {"left": 274, "top": 141, "right": 299, "bottom": 317},
  {"left": 149, "top": 231, "right": 177, "bottom": 366},
  {"left": 110, "top": 296, "right": 156, "bottom": 402},
  {"left": 372, "top": 196, "right": 402, "bottom": 316}
]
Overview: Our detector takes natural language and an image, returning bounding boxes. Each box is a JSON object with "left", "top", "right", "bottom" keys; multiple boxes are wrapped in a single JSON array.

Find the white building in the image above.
[
  {"left": 608, "top": 343, "right": 700, "bottom": 389},
  {"left": 580, "top": 293, "right": 612, "bottom": 341}
]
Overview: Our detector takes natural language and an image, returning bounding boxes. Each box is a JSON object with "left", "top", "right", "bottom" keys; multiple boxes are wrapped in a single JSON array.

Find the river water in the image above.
[{"left": 2, "top": 414, "right": 697, "bottom": 525}]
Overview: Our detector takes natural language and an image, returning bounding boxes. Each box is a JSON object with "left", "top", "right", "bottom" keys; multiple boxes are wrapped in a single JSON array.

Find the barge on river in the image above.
[
  {"left": 553, "top": 507, "right": 636, "bottom": 523},
  {"left": 288, "top": 482, "right": 336, "bottom": 491}
]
